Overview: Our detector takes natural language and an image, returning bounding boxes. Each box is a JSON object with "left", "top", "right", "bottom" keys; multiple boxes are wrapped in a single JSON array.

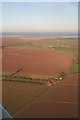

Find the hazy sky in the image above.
[{"left": 2, "top": 2, "right": 78, "bottom": 32}]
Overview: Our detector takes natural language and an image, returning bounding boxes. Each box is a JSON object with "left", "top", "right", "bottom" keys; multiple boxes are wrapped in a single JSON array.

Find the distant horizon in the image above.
[
  {"left": 1, "top": 2, "right": 78, "bottom": 33},
  {"left": 1, "top": 31, "right": 78, "bottom": 38}
]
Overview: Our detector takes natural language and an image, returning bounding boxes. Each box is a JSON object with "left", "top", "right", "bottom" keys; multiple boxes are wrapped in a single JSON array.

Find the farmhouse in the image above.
[
  {"left": 59, "top": 77, "right": 63, "bottom": 80},
  {"left": 46, "top": 79, "right": 56, "bottom": 86},
  {"left": 47, "top": 82, "right": 53, "bottom": 86}
]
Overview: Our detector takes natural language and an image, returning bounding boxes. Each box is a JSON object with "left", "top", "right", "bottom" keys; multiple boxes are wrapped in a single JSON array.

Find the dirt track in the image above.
[
  {"left": 2, "top": 37, "right": 78, "bottom": 118},
  {"left": 2, "top": 81, "right": 47, "bottom": 115},
  {"left": 13, "top": 73, "right": 78, "bottom": 118}
]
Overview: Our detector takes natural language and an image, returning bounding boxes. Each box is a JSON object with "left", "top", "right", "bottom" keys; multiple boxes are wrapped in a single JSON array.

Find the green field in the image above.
[
  {"left": 7, "top": 38, "right": 78, "bottom": 52},
  {"left": 57, "top": 49, "right": 78, "bottom": 56},
  {"left": 71, "top": 63, "right": 80, "bottom": 73}
]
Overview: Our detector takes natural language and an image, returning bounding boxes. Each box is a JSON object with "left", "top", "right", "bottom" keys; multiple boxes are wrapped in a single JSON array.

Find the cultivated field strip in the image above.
[{"left": 41, "top": 100, "right": 77, "bottom": 105}]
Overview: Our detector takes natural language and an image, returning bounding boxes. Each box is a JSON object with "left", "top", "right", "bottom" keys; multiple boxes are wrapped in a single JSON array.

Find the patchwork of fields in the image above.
[{"left": 2, "top": 37, "right": 78, "bottom": 118}]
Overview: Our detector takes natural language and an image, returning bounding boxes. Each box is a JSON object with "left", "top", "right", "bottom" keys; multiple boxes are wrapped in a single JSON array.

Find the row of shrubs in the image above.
[
  {"left": 2, "top": 75, "right": 48, "bottom": 81},
  {"left": 3, "top": 78, "right": 44, "bottom": 85},
  {"left": 2, "top": 72, "right": 66, "bottom": 83}
]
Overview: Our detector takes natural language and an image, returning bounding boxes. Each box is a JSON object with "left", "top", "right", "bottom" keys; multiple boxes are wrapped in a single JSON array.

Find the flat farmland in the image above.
[
  {"left": 14, "top": 101, "right": 77, "bottom": 118},
  {"left": 2, "top": 37, "right": 78, "bottom": 118},
  {"left": 2, "top": 48, "right": 74, "bottom": 75},
  {"left": 14, "top": 74, "right": 78, "bottom": 118},
  {"left": 2, "top": 81, "right": 48, "bottom": 115}
]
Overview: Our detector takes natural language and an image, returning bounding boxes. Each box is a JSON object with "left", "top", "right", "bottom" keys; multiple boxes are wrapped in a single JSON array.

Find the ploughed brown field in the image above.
[
  {"left": 2, "top": 37, "right": 78, "bottom": 118},
  {"left": 2, "top": 81, "right": 48, "bottom": 115},
  {"left": 3, "top": 74, "right": 78, "bottom": 118},
  {"left": 13, "top": 74, "right": 78, "bottom": 118},
  {"left": 3, "top": 48, "right": 74, "bottom": 75}
]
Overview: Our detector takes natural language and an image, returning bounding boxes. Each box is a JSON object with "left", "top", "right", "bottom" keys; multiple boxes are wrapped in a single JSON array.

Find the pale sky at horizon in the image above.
[{"left": 1, "top": 2, "right": 78, "bottom": 32}]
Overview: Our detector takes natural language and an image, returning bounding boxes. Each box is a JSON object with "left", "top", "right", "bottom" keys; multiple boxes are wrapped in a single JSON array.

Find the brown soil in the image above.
[
  {"left": 14, "top": 101, "right": 77, "bottom": 118},
  {"left": 2, "top": 37, "right": 78, "bottom": 118},
  {"left": 2, "top": 37, "right": 43, "bottom": 46},
  {"left": 2, "top": 81, "right": 46, "bottom": 115},
  {"left": 14, "top": 73, "right": 78, "bottom": 118},
  {"left": 2, "top": 48, "right": 74, "bottom": 75}
]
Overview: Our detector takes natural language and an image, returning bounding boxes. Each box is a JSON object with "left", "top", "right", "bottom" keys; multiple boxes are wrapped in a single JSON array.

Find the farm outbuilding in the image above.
[{"left": 47, "top": 82, "right": 53, "bottom": 86}]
